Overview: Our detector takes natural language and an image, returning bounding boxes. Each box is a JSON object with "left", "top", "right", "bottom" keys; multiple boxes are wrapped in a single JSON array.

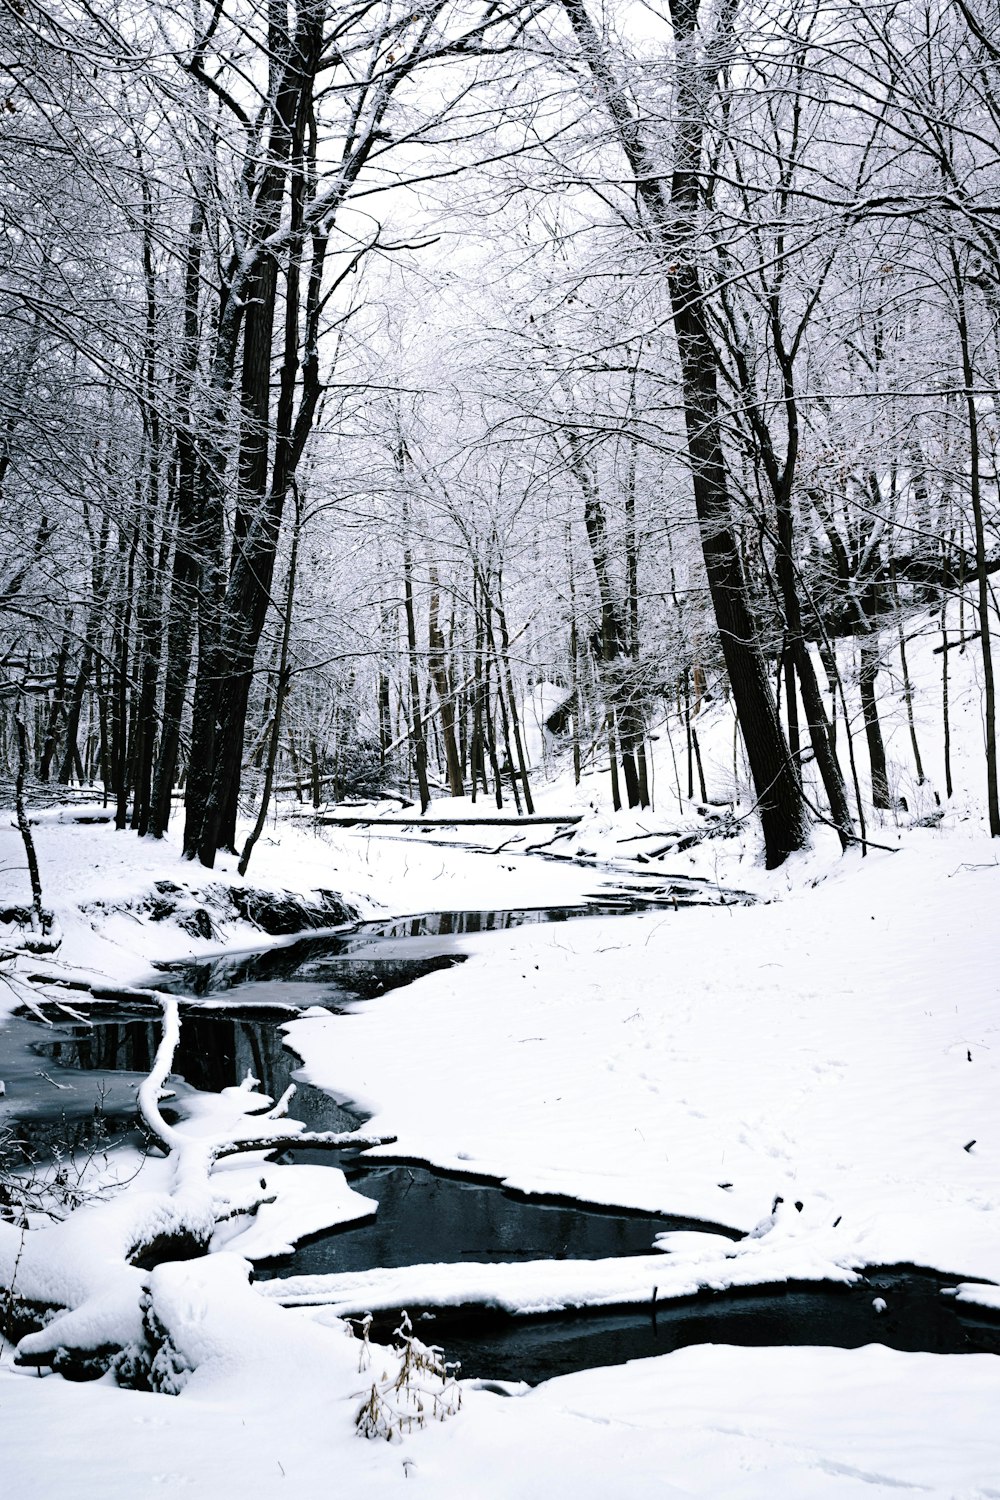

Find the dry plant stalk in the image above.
[{"left": 354, "top": 1312, "right": 462, "bottom": 1441}]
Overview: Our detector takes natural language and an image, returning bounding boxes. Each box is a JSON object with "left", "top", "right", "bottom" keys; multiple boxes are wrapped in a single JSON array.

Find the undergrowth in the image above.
[{"left": 354, "top": 1312, "right": 462, "bottom": 1440}]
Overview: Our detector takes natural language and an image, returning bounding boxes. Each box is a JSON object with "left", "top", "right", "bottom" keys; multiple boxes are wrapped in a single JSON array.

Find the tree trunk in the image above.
[
  {"left": 495, "top": 592, "right": 533, "bottom": 814},
  {"left": 560, "top": 0, "right": 806, "bottom": 865},
  {"left": 427, "top": 565, "right": 464, "bottom": 796},
  {"left": 113, "top": 530, "right": 138, "bottom": 829},
  {"left": 37, "top": 614, "right": 72, "bottom": 782},
  {"left": 130, "top": 157, "right": 165, "bottom": 836},
  {"left": 239, "top": 495, "right": 301, "bottom": 875},
  {"left": 951, "top": 246, "right": 1000, "bottom": 834},
  {"left": 561, "top": 430, "right": 644, "bottom": 808},
  {"left": 858, "top": 636, "right": 891, "bottom": 809},
  {"left": 482, "top": 589, "right": 523, "bottom": 812},
  {"left": 151, "top": 196, "right": 205, "bottom": 838},
  {"left": 403, "top": 537, "right": 431, "bottom": 814},
  {"left": 185, "top": 2, "right": 327, "bottom": 864}
]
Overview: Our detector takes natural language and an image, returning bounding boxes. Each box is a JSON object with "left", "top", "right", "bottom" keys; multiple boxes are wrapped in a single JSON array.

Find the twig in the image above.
[{"left": 524, "top": 828, "right": 578, "bottom": 853}]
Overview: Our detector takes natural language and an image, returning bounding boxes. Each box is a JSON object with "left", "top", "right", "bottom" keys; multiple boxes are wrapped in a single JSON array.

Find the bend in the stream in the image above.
[{"left": 5, "top": 900, "right": 998, "bottom": 1386}]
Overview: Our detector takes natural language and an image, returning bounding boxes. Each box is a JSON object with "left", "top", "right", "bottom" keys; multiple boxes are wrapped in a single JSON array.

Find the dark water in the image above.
[
  {"left": 0, "top": 1010, "right": 166, "bottom": 1162},
  {"left": 153, "top": 902, "right": 672, "bottom": 998},
  {"left": 359, "top": 1272, "right": 1000, "bottom": 1385},
  {"left": 4, "top": 903, "right": 1000, "bottom": 1384},
  {"left": 10, "top": 1009, "right": 708, "bottom": 1264},
  {"left": 257, "top": 1156, "right": 708, "bottom": 1277},
  {"left": 1, "top": 1007, "right": 365, "bottom": 1149}
]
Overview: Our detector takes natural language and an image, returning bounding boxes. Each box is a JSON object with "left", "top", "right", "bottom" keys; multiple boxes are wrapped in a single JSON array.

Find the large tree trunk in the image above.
[
  {"left": 111, "top": 530, "right": 137, "bottom": 827},
  {"left": 239, "top": 496, "right": 301, "bottom": 875},
  {"left": 561, "top": 0, "right": 806, "bottom": 865},
  {"left": 185, "top": 1, "right": 326, "bottom": 864},
  {"left": 129, "top": 500, "right": 163, "bottom": 835},
  {"left": 127, "top": 159, "right": 166, "bottom": 836},
  {"left": 58, "top": 513, "right": 111, "bottom": 787},
  {"left": 952, "top": 247, "right": 1000, "bottom": 834},
  {"left": 37, "top": 613, "right": 72, "bottom": 782},
  {"left": 858, "top": 635, "right": 891, "bottom": 809},
  {"left": 672, "top": 325, "right": 804, "bottom": 863},
  {"left": 151, "top": 197, "right": 205, "bottom": 838}
]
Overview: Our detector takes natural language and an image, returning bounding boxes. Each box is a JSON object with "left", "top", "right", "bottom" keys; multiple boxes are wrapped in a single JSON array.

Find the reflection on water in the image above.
[
  {"left": 20, "top": 1011, "right": 364, "bottom": 1138},
  {"left": 23, "top": 1013, "right": 696, "bottom": 1265},
  {"left": 38, "top": 1013, "right": 285, "bottom": 1097},
  {"left": 154, "top": 902, "right": 671, "bottom": 997}
]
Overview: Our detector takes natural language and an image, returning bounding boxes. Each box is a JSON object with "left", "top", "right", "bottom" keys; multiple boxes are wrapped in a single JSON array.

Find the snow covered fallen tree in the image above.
[
  {"left": 257, "top": 1209, "right": 866, "bottom": 1322},
  {"left": 0, "top": 993, "right": 392, "bottom": 1382}
]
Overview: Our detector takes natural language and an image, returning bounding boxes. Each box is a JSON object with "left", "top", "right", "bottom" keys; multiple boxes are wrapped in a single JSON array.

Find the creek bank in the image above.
[
  {"left": 345, "top": 1268, "right": 1000, "bottom": 1384},
  {"left": 150, "top": 898, "right": 700, "bottom": 996},
  {"left": 6, "top": 893, "right": 1000, "bottom": 1393},
  {"left": 81, "top": 881, "right": 357, "bottom": 945}
]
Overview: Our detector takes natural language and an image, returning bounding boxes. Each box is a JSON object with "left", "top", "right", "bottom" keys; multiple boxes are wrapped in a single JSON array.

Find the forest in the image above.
[
  {"left": 2, "top": 0, "right": 998, "bottom": 864},
  {"left": 4, "top": 3, "right": 1000, "bottom": 1493}
]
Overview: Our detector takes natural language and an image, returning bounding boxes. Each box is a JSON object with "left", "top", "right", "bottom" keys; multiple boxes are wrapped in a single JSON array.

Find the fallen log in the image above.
[
  {"left": 3, "top": 991, "right": 390, "bottom": 1381},
  {"left": 315, "top": 814, "right": 583, "bottom": 828}
]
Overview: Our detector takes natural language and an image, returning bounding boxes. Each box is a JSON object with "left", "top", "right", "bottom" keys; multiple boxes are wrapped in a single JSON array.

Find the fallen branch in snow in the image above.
[
  {"left": 615, "top": 827, "right": 702, "bottom": 844},
  {"left": 213, "top": 1128, "right": 391, "bottom": 1157},
  {"left": 524, "top": 828, "right": 578, "bottom": 854},
  {"left": 798, "top": 784, "right": 903, "bottom": 857},
  {"left": 933, "top": 630, "right": 981, "bottom": 654},
  {"left": 315, "top": 813, "right": 583, "bottom": 828},
  {"left": 25, "top": 971, "right": 165, "bottom": 1006},
  {"left": 135, "top": 994, "right": 184, "bottom": 1153},
  {"left": 2, "top": 991, "right": 391, "bottom": 1381},
  {"left": 137, "top": 995, "right": 395, "bottom": 1161}
]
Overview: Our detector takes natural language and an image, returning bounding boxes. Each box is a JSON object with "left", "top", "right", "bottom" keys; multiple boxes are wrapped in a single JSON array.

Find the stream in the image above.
[{"left": 3, "top": 900, "right": 1000, "bottom": 1383}]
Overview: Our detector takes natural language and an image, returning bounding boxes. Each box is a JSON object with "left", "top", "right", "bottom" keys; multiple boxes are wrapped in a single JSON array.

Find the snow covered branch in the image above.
[{"left": 1, "top": 992, "right": 390, "bottom": 1382}]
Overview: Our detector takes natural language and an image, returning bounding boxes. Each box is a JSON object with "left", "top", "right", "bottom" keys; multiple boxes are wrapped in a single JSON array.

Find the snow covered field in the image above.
[{"left": 2, "top": 625, "right": 1000, "bottom": 1497}]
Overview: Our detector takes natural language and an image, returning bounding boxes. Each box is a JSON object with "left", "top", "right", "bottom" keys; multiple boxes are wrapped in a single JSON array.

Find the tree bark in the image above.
[
  {"left": 37, "top": 614, "right": 72, "bottom": 783},
  {"left": 239, "top": 491, "right": 301, "bottom": 875},
  {"left": 561, "top": 430, "right": 644, "bottom": 807},
  {"left": 403, "top": 535, "right": 431, "bottom": 815},
  {"left": 858, "top": 635, "right": 891, "bottom": 809},
  {"left": 951, "top": 245, "right": 1000, "bottom": 834},
  {"left": 427, "top": 565, "right": 464, "bottom": 796},
  {"left": 560, "top": 0, "right": 806, "bottom": 865},
  {"left": 151, "top": 194, "right": 206, "bottom": 838}
]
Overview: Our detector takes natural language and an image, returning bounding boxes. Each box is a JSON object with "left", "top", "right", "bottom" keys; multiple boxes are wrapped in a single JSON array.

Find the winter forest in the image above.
[
  {"left": 3, "top": 0, "right": 1000, "bottom": 1494},
  {"left": 4, "top": 0, "right": 1000, "bottom": 858}
]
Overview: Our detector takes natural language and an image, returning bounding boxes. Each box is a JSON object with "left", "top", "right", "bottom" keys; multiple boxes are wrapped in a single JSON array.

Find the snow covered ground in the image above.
[
  {"left": 2, "top": 617, "right": 1000, "bottom": 1497},
  {"left": 3, "top": 1330, "right": 999, "bottom": 1499},
  {"left": 287, "top": 832, "right": 1000, "bottom": 1282}
]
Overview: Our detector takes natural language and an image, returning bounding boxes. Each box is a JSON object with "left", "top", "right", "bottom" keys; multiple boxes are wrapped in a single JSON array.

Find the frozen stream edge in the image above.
[{"left": 255, "top": 1239, "right": 861, "bottom": 1319}]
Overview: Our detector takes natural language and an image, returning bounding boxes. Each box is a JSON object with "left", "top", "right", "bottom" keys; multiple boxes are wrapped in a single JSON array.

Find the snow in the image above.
[
  {"left": 2, "top": 611, "right": 1000, "bottom": 1496},
  {"left": 2, "top": 992, "right": 380, "bottom": 1371},
  {"left": 284, "top": 836, "right": 1000, "bottom": 1286},
  {"left": 258, "top": 1214, "right": 862, "bottom": 1318},
  {"left": 209, "top": 1162, "right": 375, "bottom": 1260},
  {"left": 947, "top": 1281, "right": 1000, "bottom": 1312},
  {"left": 0, "top": 801, "right": 612, "bottom": 1022},
  {"left": 3, "top": 1338, "right": 1000, "bottom": 1497}
]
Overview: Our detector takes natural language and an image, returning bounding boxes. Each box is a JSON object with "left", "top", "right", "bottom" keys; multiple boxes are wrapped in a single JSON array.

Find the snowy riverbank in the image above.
[{"left": 2, "top": 806, "right": 1000, "bottom": 1496}]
